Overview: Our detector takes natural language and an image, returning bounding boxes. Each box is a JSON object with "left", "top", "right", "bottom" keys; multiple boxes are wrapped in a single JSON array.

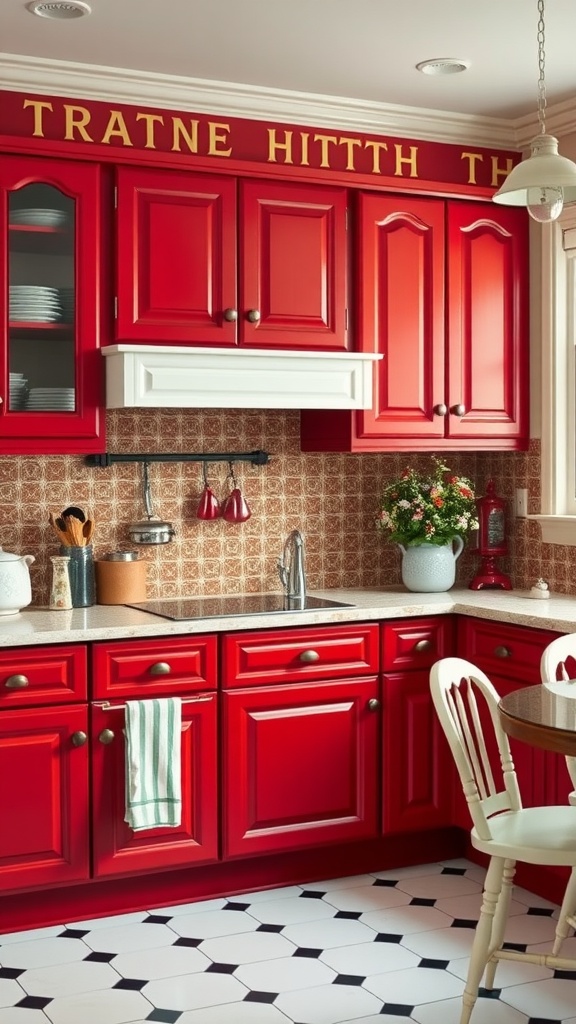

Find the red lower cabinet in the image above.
[
  {"left": 382, "top": 670, "right": 453, "bottom": 833},
  {"left": 222, "top": 677, "right": 380, "bottom": 857},
  {"left": 91, "top": 694, "right": 219, "bottom": 877},
  {"left": 0, "top": 704, "right": 89, "bottom": 891}
]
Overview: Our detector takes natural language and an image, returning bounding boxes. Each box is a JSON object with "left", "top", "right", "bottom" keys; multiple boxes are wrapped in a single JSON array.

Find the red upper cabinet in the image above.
[
  {"left": 0, "top": 155, "right": 104, "bottom": 454},
  {"left": 115, "top": 166, "right": 348, "bottom": 350},
  {"left": 301, "top": 194, "right": 528, "bottom": 452},
  {"left": 116, "top": 167, "right": 237, "bottom": 346}
]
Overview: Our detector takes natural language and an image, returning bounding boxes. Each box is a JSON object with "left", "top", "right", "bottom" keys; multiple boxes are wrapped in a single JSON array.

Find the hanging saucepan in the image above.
[{"left": 128, "top": 462, "right": 176, "bottom": 545}]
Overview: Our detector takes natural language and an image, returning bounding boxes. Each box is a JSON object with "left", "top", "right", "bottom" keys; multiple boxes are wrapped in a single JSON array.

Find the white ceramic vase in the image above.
[{"left": 398, "top": 536, "right": 464, "bottom": 593}]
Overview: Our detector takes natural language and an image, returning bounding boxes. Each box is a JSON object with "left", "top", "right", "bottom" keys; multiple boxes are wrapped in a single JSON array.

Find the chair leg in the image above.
[
  {"left": 484, "top": 858, "right": 516, "bottom": 990},
  {"left": 553, "top": 866, "right": 576, "bottom": 955},
  {"left": 565, "top": 756, "right": 576, "bottom": 806},
  {"left": 461, "top": 856, "right": 504, "bottom": 1024}
]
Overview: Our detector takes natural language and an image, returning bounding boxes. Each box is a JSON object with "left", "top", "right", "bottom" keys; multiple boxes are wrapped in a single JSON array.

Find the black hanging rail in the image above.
[{"left": 85, "top": 450, "right": 270, "bottom": 468}]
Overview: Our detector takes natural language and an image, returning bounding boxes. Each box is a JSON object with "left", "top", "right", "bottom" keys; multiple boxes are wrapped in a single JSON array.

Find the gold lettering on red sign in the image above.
[
  {"left": 267, "top": 129, "right": 293, "bottom": 163},
  {"left": 300, "top": 132, "right": 310, "bottom": 166},
  {"left": 171, "top": 118, "right": 200, "bottom": 153},
  {"left": 64, "top": 104, "right": 93, "bottom": 143},
  {"left": 491, "top": 155, "right": 514, "bottom": 186},
  {"left": 363, "top": 140, "right": 389, "bottom": 175},
  {"left": 394, "top": 144, "right": 418, "bottom": 177},
  {"left": 23, "top": 98, "right": 53, "bottom": 137},
  {"left": 461, "top": 152, "right": 484, "bottom": 185},
  {"left": 208, "top": 122, "right": 232, "bottom": 157},
  {"left": 136, "top": 112, "right": 165, "bottom": 149},
  {"left": 339, "top": 136, "right": 362, "bottom": 171},
  {"left": 102, "top": 110, "right": 133, "bottom": 146},
  {"left": 314, "top": 134, "right": 338, "bottom": 168}
]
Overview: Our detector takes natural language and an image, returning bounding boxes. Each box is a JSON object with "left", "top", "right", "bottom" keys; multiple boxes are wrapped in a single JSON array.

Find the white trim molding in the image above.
[{"left": 0, "top": 51, "right": 521, "bottom": 149}]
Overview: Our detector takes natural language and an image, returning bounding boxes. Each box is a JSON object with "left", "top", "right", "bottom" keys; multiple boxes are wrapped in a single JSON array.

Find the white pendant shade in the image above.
[{"left": 494, "top": 134, "right": 576, "bottom": 207}]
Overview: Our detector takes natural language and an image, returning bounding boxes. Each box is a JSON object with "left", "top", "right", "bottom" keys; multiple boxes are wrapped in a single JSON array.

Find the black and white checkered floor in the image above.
[{"left": 1, "top": 858, "right": 575, "bottom": 1024}]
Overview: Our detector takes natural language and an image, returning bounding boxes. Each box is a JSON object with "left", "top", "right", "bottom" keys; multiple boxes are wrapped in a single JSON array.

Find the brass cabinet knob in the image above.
[
  {"left": 149, "top": 662, "right": 171, "bottom": 675},
  {"left": 246, "top": 309, "right": 261, "bottom": 323},
  {"left": 299, "top": 649, "right": 320, "bottom": 663},
  {"left": 99, "top": 728, "right": 115, "bottom": 744},
  {"left": 451, "top": 403, "right": 466, "bottom": 417},
  {"left": 223, "top": 307, "right": 238, "bottom": 322},
  {"left": 4, "top": 674, "right": 29, "bottom": 689},
  {"left": 494, "top": 645, "right": 511, "bottom": 658},
  {"left": 71, "top": 731, "right": 87, "bottom": 747},
  {"left": 433, "top": 403, "right": 448, "bottom": 416},
  {"left": 414, "top": 639, "right": 433, "bottom": 653},
  {"left": 367, "top": 698, "right": 381, "bottom": 711}
]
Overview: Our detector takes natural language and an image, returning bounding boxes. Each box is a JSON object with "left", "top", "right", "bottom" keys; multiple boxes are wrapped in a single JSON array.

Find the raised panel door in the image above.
[
  {"left": 239, "top": 179, "right": 347, "bottom": 349},
  {"left": 116, "top": 166, "right": 237, "bottom": 344},
  {"left": 223, "top": 677, "right": 380, "bottom": 857},
  {"left": 0, "top": 155, "right": 103, "bottom": 454},
  {"left": 0, "top": 704, "right": 89, "bottom": 892},
  {"left": 91, "top": 695, "right": 218, "bottom": 877},
  {"left": 446, "top": 202, "right": 529, "bottom": 442},
  {"left": 382, "top": 670, "right": 453, "bottom": 834}
]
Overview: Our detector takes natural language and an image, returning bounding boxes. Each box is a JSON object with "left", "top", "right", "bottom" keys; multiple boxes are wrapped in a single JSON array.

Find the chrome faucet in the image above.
[{"left": 277, "top": 529, "right": 306, "bottom": 606}]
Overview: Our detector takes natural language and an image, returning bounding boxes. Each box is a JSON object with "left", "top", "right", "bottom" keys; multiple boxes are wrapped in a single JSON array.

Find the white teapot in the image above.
[{"left": 0, "top": 547, "right": 35, "bottom": 615}]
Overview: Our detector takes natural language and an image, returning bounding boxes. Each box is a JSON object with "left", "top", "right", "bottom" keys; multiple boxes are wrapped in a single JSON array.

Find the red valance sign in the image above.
[{"left": 0, "top": 90, "right": 519, "bottom": 190}]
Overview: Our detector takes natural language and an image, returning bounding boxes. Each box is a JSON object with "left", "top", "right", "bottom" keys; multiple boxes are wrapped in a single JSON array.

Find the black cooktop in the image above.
[{"left": 126, "top": 594, "right": 354, "bottom": 621}]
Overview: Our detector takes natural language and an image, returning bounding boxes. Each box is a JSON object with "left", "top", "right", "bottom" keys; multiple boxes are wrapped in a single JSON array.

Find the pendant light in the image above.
[{"left": 493, "top": 0, "right": 576, "bottom": 223}]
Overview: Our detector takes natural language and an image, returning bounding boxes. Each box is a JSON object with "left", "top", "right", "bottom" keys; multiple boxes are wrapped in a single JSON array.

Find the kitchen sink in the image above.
[{"left": 126, "top": 593, "right": 354, "bottom": 621}]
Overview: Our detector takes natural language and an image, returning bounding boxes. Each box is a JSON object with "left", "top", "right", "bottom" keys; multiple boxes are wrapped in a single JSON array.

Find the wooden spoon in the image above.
[{"left": 83, "top": 519, "right": 94, "bottom": 544}]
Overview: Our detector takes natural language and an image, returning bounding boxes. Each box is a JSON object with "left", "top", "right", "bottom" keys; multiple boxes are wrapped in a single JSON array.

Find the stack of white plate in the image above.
[
  {"left": 59, "top": 286, "right": 75, "bottom": 322},
  {"left": 9, "top": 208, "right": 68, "bottom": 228},
  {"left": 24, "top": 388, "right": 75, "bottom": 411},
  {"left": 9, "top": 285, "right": 62, "bottom": 323},
  {"left": 9, "top": 373, "right": 29, "bottom": 411}
]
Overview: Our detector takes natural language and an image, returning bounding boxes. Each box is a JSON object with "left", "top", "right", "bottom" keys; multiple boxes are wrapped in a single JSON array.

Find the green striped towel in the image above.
[{"left": 124, "top": 697, "right": 182, "bottom": 831}]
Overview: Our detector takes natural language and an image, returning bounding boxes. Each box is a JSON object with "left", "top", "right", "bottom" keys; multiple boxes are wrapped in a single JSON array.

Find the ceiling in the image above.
[{"left": 2, "top": 0, "right": 576, "bottom": 123}]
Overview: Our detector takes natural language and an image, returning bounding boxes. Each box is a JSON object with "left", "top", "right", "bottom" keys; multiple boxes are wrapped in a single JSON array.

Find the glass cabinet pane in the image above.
[{"left": 8, "top": 183, "right": 75, "bottom": 414}]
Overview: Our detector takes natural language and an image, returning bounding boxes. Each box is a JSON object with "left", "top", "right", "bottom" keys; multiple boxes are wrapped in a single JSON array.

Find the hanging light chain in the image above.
[{"left": 536, "top": 0, "right": 548, "bottom": 134}]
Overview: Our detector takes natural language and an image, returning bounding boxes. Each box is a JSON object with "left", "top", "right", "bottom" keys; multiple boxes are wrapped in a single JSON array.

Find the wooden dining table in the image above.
[{"left": 498, "top": 685, "right": 576, "bottom": 757}]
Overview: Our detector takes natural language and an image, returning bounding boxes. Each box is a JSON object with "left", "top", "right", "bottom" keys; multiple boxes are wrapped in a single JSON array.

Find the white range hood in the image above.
[{"left": 102, "top": 345, "right": 381, "bottom": 410}]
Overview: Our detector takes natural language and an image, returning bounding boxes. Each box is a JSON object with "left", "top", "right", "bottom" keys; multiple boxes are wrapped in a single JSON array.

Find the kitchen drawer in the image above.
[
  {"left": 0, "top": 644, "right": 87, "bottom": 708},
  {"left": 222, "top": 623, "right": 379, "bottom": 688},
  {"left": 381, "top": 616, "right": 455, "bottom": 672},
  {"left": 92, "top": 635, "right": 218, "bottom": 699},
  {"left": 457, "top": 616, "right": 561, "bottom": 684}
]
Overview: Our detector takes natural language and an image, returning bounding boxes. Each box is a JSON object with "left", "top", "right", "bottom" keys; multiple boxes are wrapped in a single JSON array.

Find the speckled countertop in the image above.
[{"left": 2, "top": 588, "right": 576, "bottom": 647}]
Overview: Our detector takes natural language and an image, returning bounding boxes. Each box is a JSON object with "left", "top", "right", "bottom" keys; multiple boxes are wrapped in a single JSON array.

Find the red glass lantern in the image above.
[{"left": 469, "top": 480, "right": 512, "bottom": 590}]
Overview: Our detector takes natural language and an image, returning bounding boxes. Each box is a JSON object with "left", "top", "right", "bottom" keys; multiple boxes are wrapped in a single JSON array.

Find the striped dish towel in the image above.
[{"left": 124, "top": 697, "right": 182, "bottom": 831}]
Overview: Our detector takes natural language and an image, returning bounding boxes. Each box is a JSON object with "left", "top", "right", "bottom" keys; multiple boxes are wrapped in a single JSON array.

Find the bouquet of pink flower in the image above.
[{"left": 376, "top": 459, "right": 478, "bottom": 547}]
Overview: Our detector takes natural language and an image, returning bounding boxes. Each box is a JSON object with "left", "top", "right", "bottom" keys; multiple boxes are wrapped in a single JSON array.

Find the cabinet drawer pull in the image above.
[
  {"left": 367, "top": 698, "right": 381, "bottom": 711},
  {"left": 433, "top": 403, "right": 447, "bottom": 416},
  {"left": 72, "top": 731, "right": 87, "bottom": 747},
  {"left": 246, "top": 308, "right": 261, "bottom": 323},
  {"left": 5, "top": 674, "right": 29, "bottom": 689},
  {"left": 223, "top": 307, "right": 238, "bottom": 322},
  {"left": 414, "top": 639, "right": 433, "bottom": 653},
  {"left": 99, "top": 728, "right": 115, "bottom": 744},
  {"left": 494, "top": 645, "right": 512, "bottom": 658},
  {"left": 149, "top": 662, "right": 171, "bottom": 675},
  {"left": 451, "top": 403, "right": 466, "bottom": 417},
  {"left": 299, "top": 649, "right": 320, "bottom": 663}
]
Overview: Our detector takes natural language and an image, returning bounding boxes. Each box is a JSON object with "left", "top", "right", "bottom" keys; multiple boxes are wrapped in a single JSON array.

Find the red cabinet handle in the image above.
[
  {"left": 433, "top": 403, "right": 447, "bottom": 416},
  {"left": 4, "top": 674, "right": 29, "bottom": 689},
  {"left": 246, "top": 309, "right": 261, "bottom": 323},
  {"left": 414, "top": 639, "right": 432, "bottom": 653},
  {"left": 451, "top": 404, "right": 466, "bottom": 417},
  {"left": 149, "top": 662, "right": 171, "bottom": 675},
  {"left": 223, "top": 308, "right": 238, "bottom": 322},
  {"left": 299, "top": 649, "right": 320, "bottom": 663},
  {"left": 99, "top": 729, "right": 115, "bottom": 744},
  {"left": 72, "top": 731, "right": 87, "bottom": 747},
  {"left": 367, "top": 698, "right": 381, "bottom": 711}
]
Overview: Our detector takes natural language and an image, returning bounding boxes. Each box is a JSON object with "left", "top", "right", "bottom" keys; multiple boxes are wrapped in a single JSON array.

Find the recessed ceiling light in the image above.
[
  {"left": 27, "top": 1, "right": 92, "bottom": 18},
  {"left": 416, "top": 58, "right": 470, "bottom": 76}
]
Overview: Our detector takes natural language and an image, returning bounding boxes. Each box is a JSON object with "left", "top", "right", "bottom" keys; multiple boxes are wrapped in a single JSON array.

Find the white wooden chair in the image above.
[
  {"left": 430, "top": 656, "right": 576, "bottom": 1024},
  {"left": 540, "top": 632, "right": 576, "bottom": 806}
]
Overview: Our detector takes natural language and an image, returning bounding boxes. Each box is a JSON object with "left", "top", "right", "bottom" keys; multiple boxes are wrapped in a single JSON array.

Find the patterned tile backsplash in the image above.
[{"left": 0, "top": 409, "right": 569, "bottom": 606}]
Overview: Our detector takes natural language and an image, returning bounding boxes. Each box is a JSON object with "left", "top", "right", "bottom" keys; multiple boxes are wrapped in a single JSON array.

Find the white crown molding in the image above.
[
  {"left": 514, "top": 97, "right": 576, "bottom": 149},
  {"left": 0, "top": 51, "right": 522, "bottom": 150}
]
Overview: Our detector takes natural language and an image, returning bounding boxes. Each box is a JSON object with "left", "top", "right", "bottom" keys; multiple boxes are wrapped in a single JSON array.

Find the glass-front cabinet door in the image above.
[{"left": 0, "top": 155, "right": 104, "bottom": 454}]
